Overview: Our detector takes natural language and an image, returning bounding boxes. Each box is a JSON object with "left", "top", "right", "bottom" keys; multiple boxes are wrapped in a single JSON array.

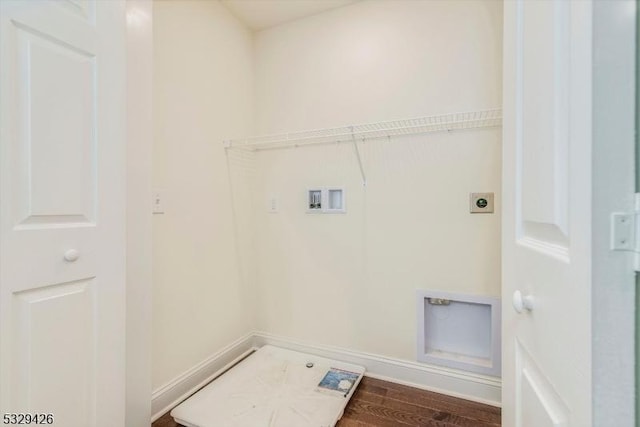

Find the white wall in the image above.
[
  {"left": 249, "top": 0, "right": 502, "bottom": 363},
  {"left": 152, "top": 0, "right": 254, "bottom": 390},
  {"left": 254, "top": 0, "right": 503, "bottom": 133}
]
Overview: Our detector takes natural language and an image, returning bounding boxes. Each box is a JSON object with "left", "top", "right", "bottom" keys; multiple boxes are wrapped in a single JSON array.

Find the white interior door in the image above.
[
  {"left": 502, "top": 1, "right": 593, "bottom": 426},
  {"left": 0, "top": 1, "right": 126, "bottom": 427}
]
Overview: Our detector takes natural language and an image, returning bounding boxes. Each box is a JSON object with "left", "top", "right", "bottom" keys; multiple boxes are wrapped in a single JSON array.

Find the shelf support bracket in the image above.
[{"left": 350, "top": 127, "right": 367, "bottom": 187}]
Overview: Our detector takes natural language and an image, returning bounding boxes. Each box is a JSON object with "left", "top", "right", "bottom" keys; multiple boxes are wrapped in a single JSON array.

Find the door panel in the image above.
[
  {"left": 0, "top": 1, "right": 126, "bottom": 426},
  {"left": 14, "top": 23, "right": 96, "bottom": 225},
  {"left": 503, "top": 1, "right": 592, "bottom": 426},
  {"left": 516, "top": 341, "right": 569, "bottom": 427},
  {"left": 519, "top": 0, "right": 569, "bottom": 251},
  {"left": 12, "top": 279, "right": 96, "bottom": 426}
]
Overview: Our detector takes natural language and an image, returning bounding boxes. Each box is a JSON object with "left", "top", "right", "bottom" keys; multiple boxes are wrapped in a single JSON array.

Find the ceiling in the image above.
[{"left": 221, "top": 0, "right": 360, "bottom": 31}]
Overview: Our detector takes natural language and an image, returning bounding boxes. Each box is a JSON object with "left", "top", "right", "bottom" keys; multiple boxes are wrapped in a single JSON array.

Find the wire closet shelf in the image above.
[{"left": 223, "top": 108, "right": 502, "bottom": 151}]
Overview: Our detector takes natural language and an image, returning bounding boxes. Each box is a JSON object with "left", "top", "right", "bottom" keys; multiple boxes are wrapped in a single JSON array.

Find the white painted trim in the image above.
[
  {"left": 150, "top": 333, "right": 255, "bottom": 421},
  {"left": 125, "top": 1, "right": 153, "bottom": 426},
  {"left": 252, "top": 331, "right": 501, "bottom": 407},
  {"left": 151, "top": 331, "right": 501, "bottom": 422}
]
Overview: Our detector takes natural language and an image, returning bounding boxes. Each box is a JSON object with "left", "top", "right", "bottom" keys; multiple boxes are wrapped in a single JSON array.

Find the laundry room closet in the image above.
[{"left": 151, "top": 0, "right": 503, "bottom": 420}]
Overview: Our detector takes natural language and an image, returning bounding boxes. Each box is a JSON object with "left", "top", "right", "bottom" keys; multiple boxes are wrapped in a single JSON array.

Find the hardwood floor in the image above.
[{"left": 152, "top": 376, "right": 501, "bottom": 427}]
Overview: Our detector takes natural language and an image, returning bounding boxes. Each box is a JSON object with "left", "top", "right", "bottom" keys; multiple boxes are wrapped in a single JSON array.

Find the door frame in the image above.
[
  {"left": 591, "top": 1, "right": 637, "bottom": 425},
  {"left": 125, "top": 0, "right": 153, "bottom": 425}
]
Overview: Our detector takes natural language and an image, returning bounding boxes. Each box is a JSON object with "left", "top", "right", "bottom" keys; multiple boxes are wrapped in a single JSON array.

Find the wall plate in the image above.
[
  {"left": 267, "top": 195, "right": 279, "bottom": 213},
  {"left": 152, "top": 189, "right": 165, "bottom": 214},
  {"left": 470, "top": 192, "right": 494, "bottom": 213},
  {"left": 306, "top": 187, "right": 346, "bottom": 214}
]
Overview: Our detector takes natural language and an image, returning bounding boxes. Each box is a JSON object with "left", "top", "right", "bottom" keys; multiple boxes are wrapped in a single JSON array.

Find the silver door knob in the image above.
[
  {"left": 64, "top": 249, "right": 80, "bottom": 262},
  {"left": 512, "top": 290, "right": 534, "bottom": 313}
]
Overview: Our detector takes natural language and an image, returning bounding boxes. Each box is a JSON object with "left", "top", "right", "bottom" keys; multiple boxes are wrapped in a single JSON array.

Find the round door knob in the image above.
[
  {"left": 64, "top": 249, "right": 80, "bottom": 262},
  {"left": 513, "top": 290, "right": 534, "bottom": 313}
]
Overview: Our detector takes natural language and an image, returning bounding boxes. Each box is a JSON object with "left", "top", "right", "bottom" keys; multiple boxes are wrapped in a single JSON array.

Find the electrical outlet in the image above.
[{"left": 470, "top": 192, "right": 494, "bottom": 213}]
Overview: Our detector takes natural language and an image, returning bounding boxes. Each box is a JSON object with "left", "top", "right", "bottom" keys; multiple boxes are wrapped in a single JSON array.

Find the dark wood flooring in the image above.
[{"left": 152, "top": 376, "right": 501, "bottom": 427}]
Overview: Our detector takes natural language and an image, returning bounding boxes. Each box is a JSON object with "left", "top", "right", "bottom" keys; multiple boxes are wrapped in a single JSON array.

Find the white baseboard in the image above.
[
  {"left": 252, "top": 331, "right": 501, "bottom": 407},
  {"left": 150, "top": 333, "right": 255, "bottom": 422},
  {"left": 151, "top": 331, "right": 501, "bottom": 422}
]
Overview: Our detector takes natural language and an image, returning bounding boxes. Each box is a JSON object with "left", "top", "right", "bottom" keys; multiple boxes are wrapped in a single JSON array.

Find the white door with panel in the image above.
[
  {"left": 503, "top": 1, "right": 592, "bottom": 426},
  {"left": 0, "top": 1, "right": 126, "bottom": 427}
]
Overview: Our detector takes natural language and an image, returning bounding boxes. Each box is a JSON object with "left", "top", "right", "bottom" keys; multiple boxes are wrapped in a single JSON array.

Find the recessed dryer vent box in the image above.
[{"left": 416, "top": 290, "right": 501, "bottom": 376}]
